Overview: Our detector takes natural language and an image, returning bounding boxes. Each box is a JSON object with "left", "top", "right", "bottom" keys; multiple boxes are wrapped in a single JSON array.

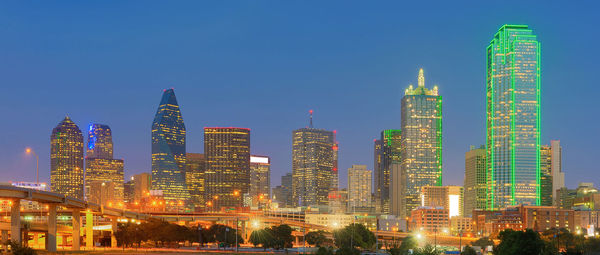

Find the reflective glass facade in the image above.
[
  {"left": 375, "top": 130, "right": 401, "bottom": 214},
  {"left": 151, "top": 89, "right": 189, "bottom": 204},
  {"left": 85, "top": 123, "right": 124, "bottom": 204},
  {"left": 292, "top": 128, "right": 337, "bottom": 207},
  {"left": 50, "top": 116, "right": 84, "bottom": 200},
  {"left": 204, "top": 127, "right": 250, "bottom": 209},
  {"left": 486, "top": 25, "right": 541, "bottom": 209},
  {"left": 400, "top": 69, "right": 442, "bottom": 218}
]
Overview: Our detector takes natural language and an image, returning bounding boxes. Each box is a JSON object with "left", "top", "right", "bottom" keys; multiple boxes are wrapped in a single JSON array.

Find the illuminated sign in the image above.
[
  {"left": 250, "top": 156, "right": 269, "bottom": 164},
  {"left": 449, "top": 194, "right": 460, "bottom": 217}
]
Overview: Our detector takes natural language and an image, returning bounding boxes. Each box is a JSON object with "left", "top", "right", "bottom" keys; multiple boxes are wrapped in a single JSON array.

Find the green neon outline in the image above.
[
  {"left": 437, "top": 96, "right": 443, "bottom": 186},
  {"left": 486, "top": 41, "right": 495, "bottom": 210},
  {"left": 510, "top": 40, "right": 516, "bottom": 206}
]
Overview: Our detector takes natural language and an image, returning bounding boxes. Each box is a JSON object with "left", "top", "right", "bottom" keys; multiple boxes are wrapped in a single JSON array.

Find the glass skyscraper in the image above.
[
  {"left": 50, "top": 116, "right": 84, "bottom": 200},
  {"left": 186, "top": 153, "right": 205, "bottom": 211},
  {"left": 486, "top": 25, "right": 541, "bottom": 209},
  {"left": 85, "top": 123, "right": 124, "bottom": 206},
  {"left": 204, "top": 127, "right": 251, "bottom": 209},
  {"left": 249, "top": 155, "right": 271, "bottom": 207},
  {"left": 464, "top": 145, "right": 487, "bottom": 217},
  {"left": 151, "top": 88, "right": 189, "bottom": 205},
  {"left": 292, "top": 126, "right": 337, "bottom": 207},
  {"left": 375, "top": 130, "right": 401, "bottom": 214},
  {"left": 400, "top": 69, "right": 442, "bottom": 218}
]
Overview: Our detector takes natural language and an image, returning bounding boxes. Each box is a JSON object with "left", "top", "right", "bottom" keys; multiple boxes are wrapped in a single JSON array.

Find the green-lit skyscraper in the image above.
[
  {"left": 486, "top": 25, "right": 541, "bottom": 210},
  {"left": 399, "top": 69, "right": 442, "bottom": 218},
  {"left": 375, "top": 130, "right": 401, "bottom": 214},
  {"left": 151, "top": 89, "right": 189, "bottom": 206}
]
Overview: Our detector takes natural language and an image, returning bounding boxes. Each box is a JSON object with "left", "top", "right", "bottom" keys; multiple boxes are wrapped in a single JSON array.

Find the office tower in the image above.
[
  {"left": 347, "top": 165, "right": 372, "bottom": 212},
  {"left": 280, "top": 172, "right": 293, "bottom": 207},
  {"left": 374, "top": 139, "right": 383, "bottom": 212},
  {"left": 88, "top": 181, "right": 116, "bottom": 206},
  {"left": 50, "top": 116, "right": 84, "bottom": 200},
  {"left": 292, "top": 113, "right": 338, "bottom": 207},
  {"left": 376, "top": 130, "right": 401, "bottom": 214},
  {"left": 399, "top": 69, "right": 442, "bottom": 218},
  {"left": 421, "top": 186, "right": 464, "bottom": 217},
  {"left": 540, "top": 145, "right": 553, "bottom": 206},
  {"left": 250, "top": 155, "right": 271, "bottom": 206},
  {"left": 186, "top": 153, "right": 205, "bottom": 210},
  {"left": 151, "top": 88, "right": 188, "bottom": 204},
  {"left": 124, "top": 178, "right": 134, "bottom": 204},
  {"left": 486, "top": 25, "right": 541, "bottom": 209},
  {"left": 550, "top": 140, "right": 564, "bottom": 204},
  {"left": 133, "top": 172, "right": 151, "bottom": 202},
  {"left": 85, "top": 123, "right": 124, "bottom": 204},
  {"left": 464, "top": 145, "right": 487, "bottom": 217},
  {"left": 204, "top": 127, "right": 251, "bottom": 209}
]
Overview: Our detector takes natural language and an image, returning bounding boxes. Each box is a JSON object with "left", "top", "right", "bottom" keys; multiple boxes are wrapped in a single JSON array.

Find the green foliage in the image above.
[
  {"left": 5, "top": 241, "right": 36, "bottom": 255},
  {"left": 460, "top": 245, "right": 477, "bottom": 255},
  {"left": 315, "top": 246, "right": 334, "bottom": 255},
  {"left": 248, "top": 224, "right": 294, "bottom": 250},
  {"left": 249, "top": 228, "right": 274, "bottom": 249},
  {"left": 335, "top": 246, "right": 360, "bottom": 255},
  {"left": 114, "top": 218, "right": 201, "bottom": 248},
  {"left": 494, "top": 229, "right": 546, "bottom": 255},
  {"left": 306, "top": 230, "right": 330, "bottom": 247},
  {"left": 584, "top": 237, "right": 600, "bottom": 253},
  {"left": 205, "top": 224, "right": 244, "bottom": 247},
  {"left": 333, "top": 223, "right": 376, "bottom": 250},
  {"left": 471, "top": 236, "right": 494, "bottom": 248},
  {"left": 413, "top": 244, "right": 440, "bottom": 255},
  {"left": 388, "top": 235, "right": 418, "bottom": 255}
]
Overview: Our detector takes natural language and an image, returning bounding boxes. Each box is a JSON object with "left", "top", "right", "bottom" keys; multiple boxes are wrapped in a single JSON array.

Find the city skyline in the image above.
[{"left": 2, "top": 1, "right": 599, "bottom": 191}]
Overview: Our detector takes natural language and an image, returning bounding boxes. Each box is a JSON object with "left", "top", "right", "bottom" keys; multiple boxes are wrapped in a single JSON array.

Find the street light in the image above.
[{"left": 25, "top": 147, "right": 39, "bottom": 184}]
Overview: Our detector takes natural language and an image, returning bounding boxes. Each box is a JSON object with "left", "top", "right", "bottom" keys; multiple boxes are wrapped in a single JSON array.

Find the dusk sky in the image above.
[{"left": 1, "top": 1, "right": 598, "bottom": 189}]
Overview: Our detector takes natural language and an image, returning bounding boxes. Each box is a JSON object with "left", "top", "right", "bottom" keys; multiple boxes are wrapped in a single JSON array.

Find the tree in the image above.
[
  {"left": 413, "top": 244, "right": 440, "bottom": 255},
  {"left": 306, "top": 230, "right": 330, "bottom": 247},
  {"left": 315, "top": 246, "right": 334, "bottom": 255},
  {"left": 249, "top": 229, "right": 274, "bottom": 250},
  {"left": 206, "top": 224, "right": 243, "bottom": 248},
  {"left": 335, "top": 246, "right": 360, "bottom": 255},
  {"left": 460, "top": 245, "right": 477, "bottom": 255},
  {"left": 388, "top": 235, "right": 418, "bottom": 255},
  {"left": 269, "top": 224, "right": 294, "bottom": 249},
  {"left": 494, "top": 229, "right": 545, "bottom": 255},
  {"left": 333, "top": 223, "right": 376, "bottom": 250}
]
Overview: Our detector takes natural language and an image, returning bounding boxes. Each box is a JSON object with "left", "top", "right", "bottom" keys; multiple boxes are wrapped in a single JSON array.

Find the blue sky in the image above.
[{"left": 0, "top": 1, "right": 598, "bottom": 189}]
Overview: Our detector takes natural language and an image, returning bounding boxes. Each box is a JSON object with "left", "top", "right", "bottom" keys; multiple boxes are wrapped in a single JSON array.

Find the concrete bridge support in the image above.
[
  {"left": 86, "top": 211, "right": 93, "bottom": 249},
  {"left": 47, "top": 204, "right": 57, "bottom": 252},
  {"left": 72, "top": 209, "right": 81, "bottom": 250},
  {"left": 110, "top": 216, "right": 117, "bottom": 248},
  {"left": 10, "top": 199, "right": 20, "bottom": 243}
]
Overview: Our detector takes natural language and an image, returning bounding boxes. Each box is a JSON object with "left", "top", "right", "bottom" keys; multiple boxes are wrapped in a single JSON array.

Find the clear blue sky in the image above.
[{"left": 1, "top": 1, "right": 598, "bottom": 189}]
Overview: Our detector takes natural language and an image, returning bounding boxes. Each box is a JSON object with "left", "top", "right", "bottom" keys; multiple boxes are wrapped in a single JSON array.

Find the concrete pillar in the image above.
[
  {"left": 72, "top": 209, "right": 80, "bottom": 251},
  {"left": 295, "top": 235, "right": 300, "bottom": 246},
  {"left": 110, "top": 217, "right": 117, "bottom": 248},
  {"left": 47, "top": 204, "right": 57, "bottom": 252},
  {"left": 2, "top": 230, "right": 8, "bottom": 252},
  {"left": 10, "top": 199, "right": 21, "bottom": 243},
  {"left": 85, "top": 211, "right": 93, "bottom": 249}
]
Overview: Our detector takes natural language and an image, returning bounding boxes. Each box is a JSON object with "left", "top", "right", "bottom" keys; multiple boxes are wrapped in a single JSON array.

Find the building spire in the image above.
[
  {"left": 418, "top": 68, "right": 425, "bottom": 87},
  {"left": 309, "top": 109, "right": 314, "bottom": 128}
]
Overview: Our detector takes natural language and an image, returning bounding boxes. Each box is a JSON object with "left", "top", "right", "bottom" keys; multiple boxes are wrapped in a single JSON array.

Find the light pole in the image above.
[
  {"left": 458, "top": 229, "right": 463, "bottom": 253},
  {"left": 25, "top": 148, "right": 39, "bottom": 184}
]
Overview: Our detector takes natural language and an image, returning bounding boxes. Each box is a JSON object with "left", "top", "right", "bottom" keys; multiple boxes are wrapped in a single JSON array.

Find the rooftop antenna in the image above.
[{"left": 309, "top": 109, "right": 314, "bottom": 128}]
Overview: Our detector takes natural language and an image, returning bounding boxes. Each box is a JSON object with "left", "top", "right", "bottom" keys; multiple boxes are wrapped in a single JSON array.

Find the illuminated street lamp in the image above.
[{"left": 25, "top": 147, "right": 39, "bottom": 184}]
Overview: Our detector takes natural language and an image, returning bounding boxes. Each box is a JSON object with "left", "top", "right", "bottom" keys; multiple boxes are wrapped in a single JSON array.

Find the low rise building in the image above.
[{"left": 409, "top": 206, "right": 449, "bottom": 233}]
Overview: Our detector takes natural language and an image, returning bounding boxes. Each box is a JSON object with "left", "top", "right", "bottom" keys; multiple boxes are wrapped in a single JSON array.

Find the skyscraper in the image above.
[
  {"left": 250, "top": 155, "right": 271, "bottom": 207},
  {"left": 374, "top": 139, "right": 383, "bottom": 212},
  {"left": 278, "top": 172, "right": 293, "bottom": 207},
  {"left": 292, "top": 114, "right": 338, "bottom": 207},
  {"left": 204, "top": 127, "right": 250, "bottom": 209},
  {"left": 486, "top": 25, "right": 541, "bottom": 209},
  {"left": 399, "top": 69, "right": 442, "bottom": 218},
  {"left": 50, "top": 116, "right": 84, "bottom": 200},
  {"left": 151, "top": 89, "right": 188, "bottom": 205},
  {"left": 540, "top": 140, "right": 563, "bottom": 206},
  {"left": 186, "top": 153, "right": 205, "bottom": 211},
  {"left": 85, "top": 123, "right": 124, "bottom": 204},
  {"left": 376, "top": 130, "right": 401, "bottom": 214},
  {"left": 133, "top": 172, "right": 151, "bottom": 202},
  {"left": 347, "top": 165, "right": 372, "bottom": 212},
  {"left": 464, "top": 145, "right": 487, "bottom": 217}
]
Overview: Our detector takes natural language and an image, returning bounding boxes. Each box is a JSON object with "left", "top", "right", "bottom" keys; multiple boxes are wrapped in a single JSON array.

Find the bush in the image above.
[
  {"left": 461, "top": 245, "right": 477, "bottom": 255},
  {"left": 5, "top": 241, "right": 36, "bottom": 255},
  {"left": 315, "top": 246, "right": 334, "bottom": 255}
]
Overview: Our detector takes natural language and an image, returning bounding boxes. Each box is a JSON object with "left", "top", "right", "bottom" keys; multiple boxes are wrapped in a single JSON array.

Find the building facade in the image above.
[
  {"left": 376, "top": 130, "right": 401, "bottom": 214},
  {"left": 50, "top": 116, "right": 84, "bottom": 200},
  {"left": 85, "top": 123, "right": 124, "bottom": 204},
  {"left": 249, "top": 155, "right": 270, "bottom": 207},
  {"left": 292, "top": 126, "right": 338, "bottom": 207},
  {"left": 186, "top": 153, "right": 205, "bottom": 211},
  {"left": 421, "top": 186, "right": 464, "bottom": 217},
  {"left": 464, "top": 145, "right": 487, "bottom": 217},
  {"left": 347, "top": 165, "right": 372, "bottom": 212},
  {"left": 409, "top": 207, "right": 449, "bottom": 233},
  {"left": 486, "top": 25, "right": 541, "bottom": 209},
  {"left": 204, "top": 127, "right": 251, "bottom": 209},
  {"left": 400, "top": 69, "right": 442, "bottom": 218},
  {"left": 151, "top": 89, "right": 189, "bottom": 204}
]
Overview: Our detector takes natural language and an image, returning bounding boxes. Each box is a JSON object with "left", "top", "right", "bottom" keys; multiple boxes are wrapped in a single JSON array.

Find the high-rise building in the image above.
[
  {"left": 87, "top": 181, "right": 116, "bottom": 206},
  {"left": 124, "top": 178, "right": 134, "bottom": 204},
  {"left": 292, "top": 114, "right": 338, "bottom": 207},
  {"left": 186, "top": 153, "right": 205, "bottom": 211},
  {"left": 133, "top": 172, "right": 151, "bottom": 202},
  {"left": 347, "top": 165, "right": 372, "bottom": 212},
  {"left": 50, "top": 116, "right": 84, "bottom": 200},
  {"left": 375, "top": 130, "right": 401, "bottom": 214},
  {"left": 486, "top": 25, "right": 541, "bottom": 209},
  {"left": 464, "top": 145, "right": 487, "bottom": 217},
  {"left": 85, "top": 123, "right": 124, "bottom": 204},
  {"left": 250, "top": 155, "right": 271, "bottom": 207},
  {"left": 204, "top": 127, "right": 251, "bottom": 209},
  {"left": 151, "top": 89, "right": 188, "bottom": 205},
  {"left": 549, "top": 140, "right": 564, "bottom": 205},
  {"left": 278, "top": 172, "right": 293, "bottom": 207},
  {"left": 540, "top": 145, "right": 553, "bottom": 206},
  {"left": 374, "top": 139, "right": 383, "bottom": 212},
  {"left": 399, "top": 69, "right": 442, "bottom": 218},
  {"left": 421, "top": 186, "right": 464, "bottom": 217}
]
